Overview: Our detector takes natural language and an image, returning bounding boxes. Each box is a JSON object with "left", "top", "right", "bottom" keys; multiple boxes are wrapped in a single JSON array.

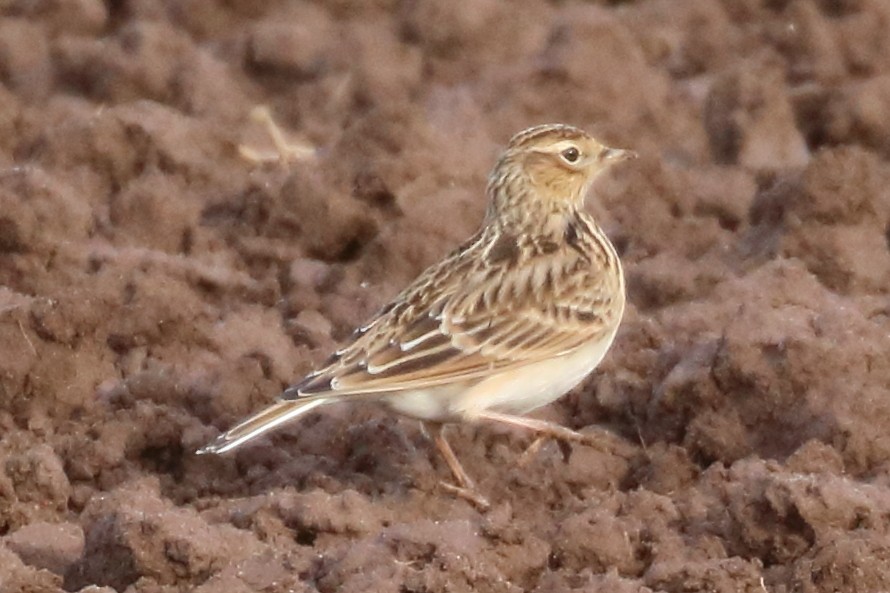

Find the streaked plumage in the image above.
[{"left": 199, "top": 123, "right": 634, "bottom": 506}]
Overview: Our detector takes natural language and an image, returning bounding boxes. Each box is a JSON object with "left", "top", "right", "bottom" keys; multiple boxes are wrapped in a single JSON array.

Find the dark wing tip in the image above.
[{"left": 282, "top": 372, "right": 335, "bottom": 399}]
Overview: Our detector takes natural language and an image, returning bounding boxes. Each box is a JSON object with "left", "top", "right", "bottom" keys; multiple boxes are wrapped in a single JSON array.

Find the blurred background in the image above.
[{"left": 1, "top": 1, "right": 890, "bottom": 592}]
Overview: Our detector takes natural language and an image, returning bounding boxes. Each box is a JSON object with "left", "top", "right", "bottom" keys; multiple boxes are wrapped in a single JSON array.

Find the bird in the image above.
[{"left": 198, "top": 123, "right": 635, "bottom": 507}]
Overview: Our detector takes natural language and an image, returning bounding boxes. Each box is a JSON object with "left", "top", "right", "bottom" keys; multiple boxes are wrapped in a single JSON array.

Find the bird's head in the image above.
[{"left": 487, "top": 124, "right": 635, "bottom": 223}]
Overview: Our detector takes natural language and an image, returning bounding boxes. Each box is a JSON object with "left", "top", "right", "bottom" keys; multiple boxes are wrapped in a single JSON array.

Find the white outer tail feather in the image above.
[{"left": 196, "top": 397, "right": 329, "bottom": 455}]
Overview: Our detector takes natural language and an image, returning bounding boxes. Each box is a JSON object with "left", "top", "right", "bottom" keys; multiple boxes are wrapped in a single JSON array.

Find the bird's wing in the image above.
[{"left": 287, "top": 227, "right": 623, "bottom": 398}]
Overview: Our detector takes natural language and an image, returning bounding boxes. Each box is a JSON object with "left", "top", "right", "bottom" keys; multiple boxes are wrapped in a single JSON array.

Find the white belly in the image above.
[{"left": 384, "top": 327, "right": 619, "bottom": 421}]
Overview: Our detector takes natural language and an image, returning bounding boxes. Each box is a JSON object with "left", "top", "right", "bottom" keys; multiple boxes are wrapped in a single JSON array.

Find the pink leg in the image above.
[
  {"left": 423, "top": 422, "right": 490, "bottom": 509},
  {"left": 473, "top": 410, "right": 632, "bottom": 458}
]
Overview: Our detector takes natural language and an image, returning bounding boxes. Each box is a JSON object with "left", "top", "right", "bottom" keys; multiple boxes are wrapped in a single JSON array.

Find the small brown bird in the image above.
[{"left": 199, "top": 123, "right": 635, "bottom": 507}]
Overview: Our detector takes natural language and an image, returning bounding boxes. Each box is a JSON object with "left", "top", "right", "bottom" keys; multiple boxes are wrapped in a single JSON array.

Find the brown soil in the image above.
[{"left": 2, "top": 1, "right": 890, "bottom": 592}]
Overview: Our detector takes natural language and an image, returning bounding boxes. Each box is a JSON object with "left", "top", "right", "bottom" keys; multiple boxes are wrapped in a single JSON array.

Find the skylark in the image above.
[{"left": 199, "top": 123, "right": 634, "bottom": 507}]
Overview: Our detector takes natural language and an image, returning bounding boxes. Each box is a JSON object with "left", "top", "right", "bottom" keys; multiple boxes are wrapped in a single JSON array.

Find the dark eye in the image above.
[{"left": 561, "top": 146, "right": 580, "bottom": 163}]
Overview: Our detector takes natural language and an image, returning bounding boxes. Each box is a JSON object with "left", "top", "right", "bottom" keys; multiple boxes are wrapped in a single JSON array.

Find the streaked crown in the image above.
[
  {"left": 507, "top": 123, "right": 591, "bottom": 150},
  {"left": 487, "top": 123, "right": 635, "bottom": 222}
]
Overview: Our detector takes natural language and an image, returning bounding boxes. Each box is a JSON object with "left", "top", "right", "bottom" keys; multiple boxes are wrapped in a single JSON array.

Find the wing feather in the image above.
[{"left": 286, "top": 220, "right": 623, "bottom": 399}]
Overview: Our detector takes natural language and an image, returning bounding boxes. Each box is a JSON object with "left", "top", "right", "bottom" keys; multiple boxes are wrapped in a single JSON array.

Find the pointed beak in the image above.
[{"left": 601, "top": 147, "right": 637, "bottom": 163}]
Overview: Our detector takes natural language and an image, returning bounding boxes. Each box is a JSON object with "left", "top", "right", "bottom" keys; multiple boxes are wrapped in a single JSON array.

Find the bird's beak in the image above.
[{"left": 602, "top": 147, "right": 637, "bottom": 163}]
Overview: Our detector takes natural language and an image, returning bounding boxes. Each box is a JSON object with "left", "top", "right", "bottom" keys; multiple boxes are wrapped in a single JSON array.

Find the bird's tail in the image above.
[{"left": 196, "top": 397, "right": 329, "bottom": 455}]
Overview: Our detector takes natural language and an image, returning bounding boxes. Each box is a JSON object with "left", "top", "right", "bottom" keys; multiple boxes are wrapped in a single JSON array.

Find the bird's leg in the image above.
[
  {"left": 428, "top": 423, "right": 475, "bottom": 488},
  {"left": 473, "top": 410, "right": 632, "bottom": 459},
  {"left": 517, "top": 436, "right": 547, "bottom": 467},
  {"left": 422, "top": 422, "right": 490, "bottom": 510}
]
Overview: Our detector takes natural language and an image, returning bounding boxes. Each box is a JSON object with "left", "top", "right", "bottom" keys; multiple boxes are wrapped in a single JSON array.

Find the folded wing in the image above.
[{"left": 286, "top": 231, "right": 622, "bottom": 399}]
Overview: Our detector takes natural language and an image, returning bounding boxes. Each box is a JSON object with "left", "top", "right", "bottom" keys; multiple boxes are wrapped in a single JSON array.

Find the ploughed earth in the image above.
[{"left": 2, "top": 1, "right": 890, "bottom": 592}]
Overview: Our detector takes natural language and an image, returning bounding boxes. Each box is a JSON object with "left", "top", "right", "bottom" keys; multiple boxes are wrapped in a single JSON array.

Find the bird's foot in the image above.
[
  {"left": 476, "top": 410, "right": 634, "bottom": 460},
  {"left": 438, "top": 480, "right": 491, "bottom": 510}
]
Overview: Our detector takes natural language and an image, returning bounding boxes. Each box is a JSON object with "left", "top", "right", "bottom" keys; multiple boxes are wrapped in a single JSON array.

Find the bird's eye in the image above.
[{"left": 560, "top": 146, "right": 580, "bottom": 163}]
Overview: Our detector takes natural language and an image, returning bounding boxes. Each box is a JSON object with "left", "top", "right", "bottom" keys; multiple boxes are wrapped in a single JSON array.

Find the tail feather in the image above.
[{"left": 197, "top": 397, "right": 329, "bottom": 455}]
